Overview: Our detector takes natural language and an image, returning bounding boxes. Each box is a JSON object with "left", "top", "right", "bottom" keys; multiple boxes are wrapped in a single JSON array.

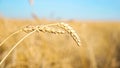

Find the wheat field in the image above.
[{"left": 0, "top": 18, "right": 120, "bottom": 68}]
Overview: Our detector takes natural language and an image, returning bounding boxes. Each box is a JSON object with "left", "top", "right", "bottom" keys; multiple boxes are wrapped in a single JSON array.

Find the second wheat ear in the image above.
[{"left": 0, "top": 22, "right": 81, "bottom": 66}]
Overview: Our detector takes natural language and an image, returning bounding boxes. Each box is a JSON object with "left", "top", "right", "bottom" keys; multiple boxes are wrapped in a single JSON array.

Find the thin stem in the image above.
[
  {"left": 0, "top": 31, "right": 35, "bottom": 66},
  {"left": 0, "top": 30, "right": 22, "bottom": 47}
]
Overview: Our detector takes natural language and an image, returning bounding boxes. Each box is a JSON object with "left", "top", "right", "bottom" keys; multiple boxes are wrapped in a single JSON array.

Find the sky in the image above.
[{"left": 0, "top": 0, "right": 120, "bottom": 20}]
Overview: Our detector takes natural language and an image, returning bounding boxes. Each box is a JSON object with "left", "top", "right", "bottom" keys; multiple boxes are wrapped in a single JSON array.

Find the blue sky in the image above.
[{"left": 0, "top": 0, "right": 120, "bottom": 20}]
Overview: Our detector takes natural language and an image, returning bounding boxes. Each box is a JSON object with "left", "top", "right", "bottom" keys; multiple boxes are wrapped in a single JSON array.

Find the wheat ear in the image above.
[
  {"left": 45, "top": 22, "right": 81, "bottom": 46},
  {"left": 0, "top": 31, "right": 35, "bottom": 66},
  {"left": 58, "top": 22, "right": 81, "bottom": 46},
  {"left": 0, "top": 30, "right": 22, "bottom": 47},
  {"left": 22, "top": 25, "right": 65, "bottom": 34}
]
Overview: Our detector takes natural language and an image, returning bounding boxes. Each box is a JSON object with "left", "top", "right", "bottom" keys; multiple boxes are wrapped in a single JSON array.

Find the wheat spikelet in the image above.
[
  {"left": 22, "top": 25, "right": 35, "bottom": 33},
  {"left": 57, "top": 22, "right": 81, "bottom": 46}
]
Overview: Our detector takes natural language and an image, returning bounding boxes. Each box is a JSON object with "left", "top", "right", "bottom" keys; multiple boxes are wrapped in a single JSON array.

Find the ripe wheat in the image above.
[{"left": 0, "top": 22, "right": 81, "bottom": 66}]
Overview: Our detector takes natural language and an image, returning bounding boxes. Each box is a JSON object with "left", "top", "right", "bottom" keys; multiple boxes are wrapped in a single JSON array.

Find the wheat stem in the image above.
[
  {"left": 0, "top": 31, "right": 35, "bottom": 66},
  {"left": 0, "top": 30, "right": 22, "bottom": 47}
]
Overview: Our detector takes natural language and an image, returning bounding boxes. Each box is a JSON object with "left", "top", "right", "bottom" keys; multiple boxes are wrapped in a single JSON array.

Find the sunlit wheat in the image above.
[{"left": 0, "top": 22, "right": 81, "bottom": 66}]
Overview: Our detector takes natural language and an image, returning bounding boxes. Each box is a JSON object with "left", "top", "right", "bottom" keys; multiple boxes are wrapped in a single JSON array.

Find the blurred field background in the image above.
[
  {"left": 0, "top": 0, "right": 120, "bottom": 68},
  {"left": 0, "top": 18, "right": 120, "bottom": 68}
]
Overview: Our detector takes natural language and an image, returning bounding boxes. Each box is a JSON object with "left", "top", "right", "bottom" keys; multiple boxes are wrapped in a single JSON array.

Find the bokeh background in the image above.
[{"left": 0, "top": 0, "right": 120, "bottom": 68}]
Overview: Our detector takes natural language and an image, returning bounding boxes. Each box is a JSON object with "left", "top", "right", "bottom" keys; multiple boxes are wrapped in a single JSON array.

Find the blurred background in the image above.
[{"left": 0, "top": 0, "right": 120, "bottom": 68}]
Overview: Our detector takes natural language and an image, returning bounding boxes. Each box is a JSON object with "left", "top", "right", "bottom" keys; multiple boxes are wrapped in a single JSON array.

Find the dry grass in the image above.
[{"left": 0, "top": 18, "right": 120, "bottom": 68}]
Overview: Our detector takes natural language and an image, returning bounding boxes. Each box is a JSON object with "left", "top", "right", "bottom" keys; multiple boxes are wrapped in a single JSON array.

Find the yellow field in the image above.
[{"left": 0, "top": 18, "right": 120, "bottom": 68}]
